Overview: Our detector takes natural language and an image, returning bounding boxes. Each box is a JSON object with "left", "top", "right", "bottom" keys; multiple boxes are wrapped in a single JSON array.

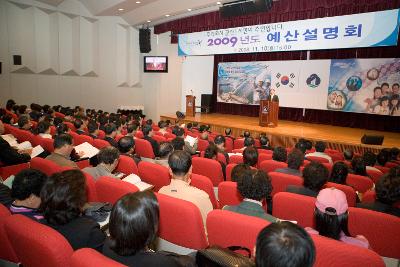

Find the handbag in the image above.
[
  {"left": 196, "top": 246, "right": 255, "bottom": 267},
  {"left": 84, "top": 202, "right": 112, "bottom": 222}
]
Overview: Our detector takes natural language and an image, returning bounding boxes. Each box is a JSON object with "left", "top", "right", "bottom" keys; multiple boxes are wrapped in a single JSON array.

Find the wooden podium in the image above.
[
  {"left": 186, "top": 95, "right": 196, "bottom": 117},
  {"left": 259, "top": 100, "right": 279, "bottom": 127}
]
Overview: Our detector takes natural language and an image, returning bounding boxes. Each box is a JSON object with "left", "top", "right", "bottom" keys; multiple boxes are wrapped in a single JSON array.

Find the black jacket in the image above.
[
  {"left": 144, "top": 136, "right": 160, "bottom": 157},
  {"left": 104, "top": 136, "right": 119, "bottom": 148},
  {"left": 0, "top": 137, "right": 31, "bottom": 166}
]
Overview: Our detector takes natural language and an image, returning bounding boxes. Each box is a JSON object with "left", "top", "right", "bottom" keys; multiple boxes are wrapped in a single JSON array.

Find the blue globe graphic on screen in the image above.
[{"left": 346, "top": 76, "right": 362, "bottom": 91}]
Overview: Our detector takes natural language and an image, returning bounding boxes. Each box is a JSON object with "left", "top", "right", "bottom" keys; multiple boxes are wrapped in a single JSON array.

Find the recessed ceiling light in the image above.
[
  {"left": 147, "top": 20, "right": 151, "bottom": 23},
  {"left": 118, "top": 8, "right": 124, "bottom": 11},
  {"left": 187, "top": 8, "right": 192, "bottom": 11},
  {"left": 165, "top": 14, "right": 170, "bottom": 17},
  {"left": 135, "top": 1, "right": 141, "bottom": 3},
  {"left": 217, "top": 1, "right": 222, "bottom": 5}
]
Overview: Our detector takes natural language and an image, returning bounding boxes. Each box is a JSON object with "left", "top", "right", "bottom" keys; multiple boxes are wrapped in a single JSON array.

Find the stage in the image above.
[{"left": 160, "top": 113, "right": 400, "bottom": 154}]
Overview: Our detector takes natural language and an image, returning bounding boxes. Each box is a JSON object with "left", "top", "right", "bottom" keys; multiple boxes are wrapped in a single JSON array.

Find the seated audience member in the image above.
[
  {"left": 0, "top": 136, "right": 31, "bottom": 166},
  {"left": 200, "top": 131, "right": 209, "bottom": 141},
  {"left": 87, "top": 120, "right": 99, "bottom": 139},
  {"left": 230, "top": 163, "right": 251, "bottom": 182},
  {"left": 74, "top": 119, "right": 86, "bottom": 135},
  {"left": 295, "top": 140, "right": 307, "bottom": 154},
  {"left": 306, "top": 141, "right": 333, "bottom": 164},
  {"left": 103, "top": 192, "right": 191, "bottom": 267},
  {"left": 154, "top": 142, "right": 174, "bottom": 167},
  {"left": 171, "top": 137, "right": 185, "bottom": 151},
  {"left": 159, "top": 151, "right": 213, "bottom": 225},
  {"left": 56, "top": 123, "right": 69, "bottom": 135},
  {"left": 18, "top": 115, "right": 32, "bottom": 131},
  {"left": 256, "top": 221, "right": 315, "bottom": 267},
  {"left": 390, "top": 147, "right": 400, "bottom": 162},
  {"left": 204, "top": 144, "right": 226, "bottom": 179},
  {"left": 272, "top": 146, "right": 287, "bottom": 163},
  {"left": 9, "top": 169, "right": 47, "bottom": 220},
  {"left": 0, "top": 183, "right": 13, "bottom": 206},
  {"left": 223, "top": 169, "right": 276, "bottom": 222},
  {"left": 186, "top": 122, "right": 193, "bottom": 132},
  {"left": 83, "top": 147, "right": 120, "bottom": 180},
  {"left": 357, "top": 173, "right": 400, "bottom": 217},
  {"left": 158, "top": 120, "right": 168, "bottom": 135},
  {"left": 306, "top": 188, "right": 369, "bottom": 248},
  {"left": 174, "top": 127, "right": 197, "bottom": 155},
  {"left": 126, "top": 122, "right": 139, "bottom": 137},
  {"left": 104, "top": 123, "right": 119, "bottom": 148},
  {"left": 6, "top": 99, "right": 16, "bottom": 112},
  {"left": 224, "top": 128, "right": 235, "bottom": 141},
  {"left": 344, "top": 149, "right": 354, "bottom": 161},
  {"left": 363, "top": 151, "right": 382, "bottom": 173},
  {"left": 376, "top": 149, "right": 390, "bottom": 167},
  {"left": 46, "top": 134, "right": 78, "bottom": 168},
  {"left": 351, "top": 156, "right": 368, "bottom": 176},
  {"left": 329, "top": 162, "right": 349, "bottom": 185},
  {"left": 259, "top": 135, "right": 272, "bottom": 150},
  {"left": 118, "top": 136, "right": 141, "bottom": 165},
  {"left": 17, "top": 105, "right": 28, "bottom": 116},
  {"left": 40, "top": 170, "right": 106, "bottom": 251},
  {"left": 287, "top": 162, "right": 329, "bottom": 197},
  {"left": 34, "top": 120, "right": 52, "bottom": 139},
  {"left": 214, "top": 135, "right": 229, "bottom": 163},
  {"left": 243, "top": 131, "right": 251, "bottom": 138},
  {"left": 243, "top": 146, "right": 258, "bottom": 168},
  {"left": 0, "top": 120, "right": 4, "bottom": 135},
  {"left": 243, "top": 137, "right": 255, "bottom": 149},
  {"left": 275, "top": 149, "right": 304, "bottom": 177},
  {"left": 143, "top": 124, "right": 160, "bottom": 157}
]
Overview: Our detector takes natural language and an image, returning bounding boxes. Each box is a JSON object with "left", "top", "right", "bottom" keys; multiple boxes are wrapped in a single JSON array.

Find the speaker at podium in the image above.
[{"left": 259, "top": 100, "right": 279, "bottom": 127}]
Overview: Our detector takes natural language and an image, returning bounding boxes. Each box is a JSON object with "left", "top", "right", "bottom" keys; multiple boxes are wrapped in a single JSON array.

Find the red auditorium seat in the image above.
[
  {"left": 259, "top": 160, "right": 287, "bottom": 173},
  {"left": 84, "top": 172, "right": 98, "bottom": 202},
  {"left": 229, "top": 154, "right": 243, "bottom": 164},
  {"left": 54, "top": 111, "right": 65, "bottom": 118},
  {"left": 76, "top": 159, "right": 91, "bottom": 169},
  {"left": 115, "top": 155, "right": 139, "bottom": 176},
  {"left": 50, "top": 125, "right": 56, "bottom": 136},
  {"left": 257, "top": 149, "right": 272, "bottom": 154},
  {"left": 218, "top": 181, "right": 243, "bottom": 208},
  {"left": 306, "top": 155, "right": 330, "bottom": 164},
  {"left": 71, "top": 248, "right": 126, "bottom": 267},
  {"left": 191, "top": 173, "right": 219, "bottom": 209},
  {"left": 30, "top": 157, "right": 66, "bottom": 176},
  {"left": 152, "top": 134, "right": 167, "bottom": 143},
  {"left": 114, "top": 134, "right": 124, "bottom": 142},
  {"left": 63, "top": 121, "right": 76, "bottom": 132},
  {"left": 97, "top": 130, "right": 106, "bottom": 139},
  {"left": 257, "top": 153, "right": 272, "bottom": 167},
  {"left": 197, "top": 139, "right": 209, "bottom": 152},
  {"left": 135, "top": 139, "right": 155, "bottom": 159},
  {"left": 322, "top": 163, "right": 333, "bottom": 173},
  {"left": 361, "top": 190, "right": 376, "bottom": 203},
  {"left": 268, "top": 172, "right": 303, "bottom": 196},
  {"left": 5, "top": 214, "right": 73, "bottom": 267},
  {"left": 0, "top": 204, "right": 18, "bottom": 263},
  {"left": 324, "top": 182, "right": 356, "bottom": 207},
  {"left": 17, "top": 130, "right": 35, "bottom": 143},
  {"left": 272, "top": 192, "right": 316, "bottom": 228},
  {"left": 95, "top": 176, "right": 139, "bottom": 204},
  {"left": 3, "top": 123, "right": 13, "bottom": 134},
  {"left": 366, "top": 169, "right": 383, "bottom": 184},
  {"left": 92, "top": 139, "right": 110, "bottom": 149},
  {"left": 224, "top": 137, "right": 233, "bottom": 153},
  {"left": 374, "top": 165, "right": 390, "bottom": 174},
  {"left": 233, "top": 139, "right": 244, "bottom": 149},
  {"left": 385, "top": 162, "right": 399, "bottom": 168},
  {"left": 0, "top": 162, "right": 30, "bottom": 180},
  {"left": 225, "top": 163, "right": 237, "bottom": 181},
  {"left": 348, "top": 207, "right": 400, "bottom": 259},
  {"left": 138, "top": 161, "right": 170, "bottom": 192},
  {"left": 40, "top": 137, "right": 55, "bottom": 153},
  {"left": 74, "top": 134, "right": 93, "bottom": 146},
  {"left": 346, "top": 174, "right": 374, "bottom": 193},
  {"left": 134, "top": 130, "right": 144, "bottom": 139},
  {"left": 164, "top": 132, "right": 176, "bottom": 139},
  {"left": 199, "top": 151, "right": 227, "bottom": 165},
  {"left": 192, "top": 157, "right": 224, "bottom": 186},
  {"left": 156, "top": 193, "right": 208, "bottom": 253}
]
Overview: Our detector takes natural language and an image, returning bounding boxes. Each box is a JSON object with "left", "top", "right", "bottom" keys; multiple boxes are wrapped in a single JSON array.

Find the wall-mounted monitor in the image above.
[{"left": 144, "top": 56, "right": 168, "bottom": 73}]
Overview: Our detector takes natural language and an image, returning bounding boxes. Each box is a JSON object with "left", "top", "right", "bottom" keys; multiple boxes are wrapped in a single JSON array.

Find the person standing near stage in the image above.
[{"left": 268, "top": 88, "right": 279, "bottom": 102}]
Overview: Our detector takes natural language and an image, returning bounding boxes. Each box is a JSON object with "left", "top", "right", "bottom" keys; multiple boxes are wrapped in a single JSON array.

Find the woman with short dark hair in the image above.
[
  {"left": 329, "top": 162, "right": 349, "bottom": 185},
  {"left": 40, "top": 169, "right": 106, "bottom": 251},
  {"left": 103, "top": 191, "right": 190, "bottom": 266}
]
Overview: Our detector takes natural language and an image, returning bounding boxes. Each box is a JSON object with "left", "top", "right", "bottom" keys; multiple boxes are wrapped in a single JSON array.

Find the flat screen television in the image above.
[{"left": 144, "top": 56, "right": 168, "bottom": 73}]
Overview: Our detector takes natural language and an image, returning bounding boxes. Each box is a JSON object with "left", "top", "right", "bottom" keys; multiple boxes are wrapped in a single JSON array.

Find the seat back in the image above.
[
  {"left": 218, "top": 181, "right": 243, "bottom": 208},
  {"left": 0, "top": 204, "right": 18, "bottom": 263},
  {"left": 374, "top": 165, "right": 390, "bottom": 173},
  {"left": 259, "top": 160, "right": 287, "bottom": 173},
  {"left": 225, "top": 163, "right": 237, "bottom": 181},
  {"left": 63, "top": 121, "right": 76, "bottom": 132},
  {"left": 92, "top": 139, "right": 110, "bottom": 149},
  {"left": 138, "top": 161, "right": 170, "bottom": 192},
  {"left": 95, "top": 176, "right": 139, "bottom": 204},
  {"left": 192, "top": 157, "right": 224, "bottom": 186},
  {"left": 5, "top": 214, "right": 73, "bottom": 267},
  {"left": 84, "top": 172, "right": 98, "bottom": 202},
  {"left": 197, "top": 139, "right": 209, "bottom": 152},
  {"left": 74, "top": 135, "right": 93, "bottom": 146},
  {"left": 272, "top": 192, "right": 316, "bottom": 228},
  {"left": 30, "top": 157, "right": 65, "bottom": 176},
  {"left": 135, "top": 139, "right": 155, "bottom": 159},
  {"left": 152, "top": 134, "right": 166, "bottom": 143},
  {"left": 156, "top": 193, "right": 208, "bottom": 250},
  {"left": 0, "top": 162, "right": 30, "bottom": 180},
  {"left": 361, "top": 190, "right": 376, "bottom": 203},
  {"left": 115, "top": 155, "right": 139, "bottom": 176},
  {"left": 17, "top": 130, "right": 35, "bottom": 143},
  {"left": 233, "top": 139, "right": 244, "bottom": 149},
  {"left": 306, "top": 155, "right": 330, "bottom": 163},
  {"left": 134, "top": 130, "right": 144, "bottom": 139},
  {"left": 324, "top": 182, "right": 356, "bottom": 207},
  {"left": 385, "top": 162, "right": 399, "bottom": 168},
  {"left": 366, "top": 169, "right": 382, "bottom": 184},
  {"left": 207, "top": 209, "right": 269, "bottom": 251},
  {"left": 190, "top": 173, "right": 219, "bottom": 209},
  {"left": 229, "top": 155, "right": 243, "bottom": 164},
  {"left": 97, "top": 130, "right": 106, "bottom": 139},
  {"left": 346, "top": 174, "right": 374, "bottom": 193},
  {"left": 224, "top": 137, "right": 233, "bottom": 153},
  {"left": 164, "top": 132, "right": 176, "bottom": 140},
  {"left": 348, "top": 207, "right": 400, "bottom": 259},
  {"left": 71, "top": 248, "right": 126, "bottom": 267},
  {"left": 312, "top": 234, "right": 385, "bottom": 267},
  {"left": 257, "top": 153, "right": 272, "bottom": 168},
  {"left": 40, "top": 137, "right": 55, "bottom": 153},
  {"left": 269, "top": 172, "right": 303, "bottom": 196}
]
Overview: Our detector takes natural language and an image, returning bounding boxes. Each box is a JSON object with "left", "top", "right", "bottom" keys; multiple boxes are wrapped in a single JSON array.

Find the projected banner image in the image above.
[{"left": 328, "top": 58, "right": 400, "bottom": 116}]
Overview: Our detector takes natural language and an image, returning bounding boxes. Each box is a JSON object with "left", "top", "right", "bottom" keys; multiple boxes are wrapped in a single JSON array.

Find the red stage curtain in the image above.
[{"left": 154, "top": 0, "right": 400, "bottom": 132}]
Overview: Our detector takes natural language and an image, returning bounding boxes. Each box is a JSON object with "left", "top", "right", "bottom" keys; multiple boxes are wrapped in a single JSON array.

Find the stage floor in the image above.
[{"left": 160, "top": 113, "right": 400, "bottom": 153}]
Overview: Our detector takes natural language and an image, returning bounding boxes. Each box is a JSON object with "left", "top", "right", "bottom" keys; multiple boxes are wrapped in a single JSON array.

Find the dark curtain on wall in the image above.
[{"left": 155, "top": 0, "right": 400, "bottom": 132}]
